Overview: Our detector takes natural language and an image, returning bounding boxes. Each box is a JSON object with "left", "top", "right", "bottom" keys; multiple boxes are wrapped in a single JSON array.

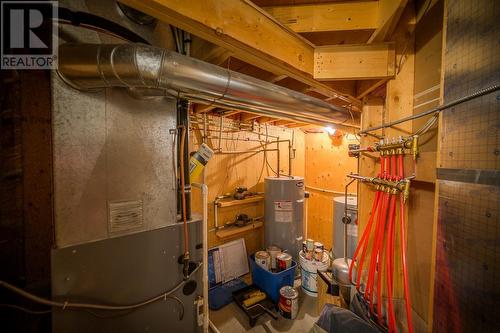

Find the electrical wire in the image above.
[
  {"left": 414, "top": 113, "right": 439, "bottom": 136},
  {"left": 0, "top": 264, "right": 200, "bottom": 318},
  {"left": 0, "top": 304, "right": 52, "bottom": 315}
]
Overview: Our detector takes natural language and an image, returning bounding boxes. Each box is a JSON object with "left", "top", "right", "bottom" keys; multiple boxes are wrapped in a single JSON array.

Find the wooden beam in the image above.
[
  {"left": 287, "top": 123, "right": 308, "bottom": 128},
  {"left": 191, "top": 37, "right": 232, "bottom": 66},
  {"left": 119, "top": 0, "right": 361, "bottom": 108},
  {"left": 240, "top": 112, "right": 261, "bottom": 122},
  {"left": 368, "top": 0, "right": 408, "bottom": 43},
  {"left": 194, "top": 104, "right": 216, "bottom": 113},
  {"left": 256, "top": 116, "right": 277, "bottom": 124},
  {"left": 314, "top": 42, "right": 396, "bottom": 80},
  {"left": 356, "top": 78, "right": 390, "bottom": 99},
  {"left": 269, "top": 74, "right": 288, "bottom": 83},
  {"left": 223, "top": 110, "right": 241, "bottom": 117},
  {"left": 274, "top": 120, "right": 295, "bottom": 126},
  {"left": 264, "top": 1, "right": 378, "bottom": 33},
  {"left": 121, "top": 0, "right": 313, "bottom": 74}
]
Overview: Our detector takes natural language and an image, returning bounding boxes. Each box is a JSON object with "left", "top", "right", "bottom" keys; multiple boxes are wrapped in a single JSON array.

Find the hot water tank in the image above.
[
  {"left": 333, "top": 196, "right": 358, "bottom": 259},
  {"left": 264, "top": 177, "right": 304, "bottom": 258}
]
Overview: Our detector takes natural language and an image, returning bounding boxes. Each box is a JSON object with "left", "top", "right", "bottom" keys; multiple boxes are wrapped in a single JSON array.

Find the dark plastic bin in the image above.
[{"left": 249, "top": 254, "right": 296, "bottom": 303}]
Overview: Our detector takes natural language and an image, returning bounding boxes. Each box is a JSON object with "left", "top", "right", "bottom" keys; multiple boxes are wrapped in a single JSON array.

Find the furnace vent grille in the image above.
[{"left": 108, "top": 200, "right": 144, "bottom": 234}]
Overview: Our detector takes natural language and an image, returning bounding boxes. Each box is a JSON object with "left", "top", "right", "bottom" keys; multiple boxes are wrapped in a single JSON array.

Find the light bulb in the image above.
[{"left": 324, "top": 126, "right": 336, "bottom": 136}]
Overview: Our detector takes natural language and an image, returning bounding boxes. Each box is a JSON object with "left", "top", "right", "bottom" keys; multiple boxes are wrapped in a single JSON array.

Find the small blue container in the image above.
[{"left": 249, "top": 254, "right": 296, "bottom": 303}]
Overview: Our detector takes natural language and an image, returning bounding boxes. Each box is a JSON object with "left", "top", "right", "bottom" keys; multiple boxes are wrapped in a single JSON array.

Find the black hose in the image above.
[
  {"left": 57, "top": 7, "right": 150, "bottom": 45},
  {"left": 177, "top": 99, "right": 191, "bottom": 221}
]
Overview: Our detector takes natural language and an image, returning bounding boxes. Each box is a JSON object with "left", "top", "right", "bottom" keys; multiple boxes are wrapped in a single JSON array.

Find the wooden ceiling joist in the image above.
[
  {"left": 356, "top": 78, "right": 390, "bottom": 99},
  {"left": 287, "top": 122, "right": 308, "bottom": 128},
  {"left": 263, "top": 1, "right": 379, "bottom": 33},
  {"left": 191, "top": 37, "right": 233, "bottom": 66},
  {"left": 119, "top": 0, "right": 361, "bottom": 108},
  {"left": 240, "top": 113, "right": 262, "bottom": 122},
  {"left": 314, "top": 42, "right": 395, "bottom": 80},
  {"left": 368, "top": 0, "right": 408, "bottom": 43},
  {"left": 274, "top": 119, "right": 296, "bottom": 126},
  {"left": 194, "top": 104, "right": 217, "bottom": 113},
  {"left": 256, "top": 117, "right": 277, "bottom": 124},
  {"left": 269, "top": 74, "right": 288, "bottom": 83},
  {"left": 223, "top": 110, "right": 241, "bottom": 117}
]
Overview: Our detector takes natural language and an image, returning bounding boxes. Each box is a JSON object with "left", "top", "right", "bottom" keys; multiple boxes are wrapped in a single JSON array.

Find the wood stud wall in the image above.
[
  {"left": 190, "top": 116, "right": 305, "bottom": 255},
  {"left": 357, "top": 3, "right": 444, "bottom": 332},
  {"left": 304, "top": 131, "right": 358, "bottom": 249}
]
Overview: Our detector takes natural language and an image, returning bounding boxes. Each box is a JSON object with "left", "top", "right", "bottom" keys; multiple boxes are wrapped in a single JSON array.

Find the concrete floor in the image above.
[{"left": 210, "top": 288, "right": 319, "bottom": 333}]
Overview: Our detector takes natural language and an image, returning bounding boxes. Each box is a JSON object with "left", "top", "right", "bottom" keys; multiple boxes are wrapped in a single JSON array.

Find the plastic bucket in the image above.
[{"left": 299, "top": 250, "right": 329, "bottom": 297}]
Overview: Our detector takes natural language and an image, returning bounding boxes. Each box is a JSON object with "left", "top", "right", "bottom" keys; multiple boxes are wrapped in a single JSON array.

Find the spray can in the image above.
[{"left": 189, "top": 143, "right": 214, "bottom": 182}]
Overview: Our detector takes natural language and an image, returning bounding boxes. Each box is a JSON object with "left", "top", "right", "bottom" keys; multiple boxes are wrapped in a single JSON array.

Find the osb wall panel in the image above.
[
  {"left": 304, "top": 131, "right": 358, "bottom": 250},
  {"left": 432, "top": 1, "right": 500, "bottom": 332},
  {"left": 433, "top": 181, "right": 499, "bottom": 333},
  {"left": 190, "top": 115, "right": 305, "bottom": 255}
]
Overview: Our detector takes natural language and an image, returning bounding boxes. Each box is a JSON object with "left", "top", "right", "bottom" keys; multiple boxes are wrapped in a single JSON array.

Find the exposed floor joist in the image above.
[
  {"left": 194, "top": 104, "right": 217, "bottom": 113},
  {"left": 356, "top": 78, "right": 390, "bottom": 99},
  {"left": 119, "top": 0, "right": 362, "bottom": 109},
  {"left": 368, "top": 0, "right": 408, "bottom": 43},
  {"left": 263, "top": 1, "right": 379, "bottom": 33},
  {"left": 314, "top": 42, "right": 395, "bottom": 80}
]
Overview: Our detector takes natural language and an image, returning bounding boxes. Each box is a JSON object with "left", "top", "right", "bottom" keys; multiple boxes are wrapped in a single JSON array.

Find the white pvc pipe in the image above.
[{"left": 192, "top": 183, "right": 209, "bottom": 333}]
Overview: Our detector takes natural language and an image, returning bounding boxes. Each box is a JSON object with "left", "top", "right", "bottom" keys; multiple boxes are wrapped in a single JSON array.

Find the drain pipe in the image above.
[
  {"left": 192, "top": 182, "right": 209, "bottom": 333},
  {"left": 57, "top": 43, "right": 357, "bottom": 128}
]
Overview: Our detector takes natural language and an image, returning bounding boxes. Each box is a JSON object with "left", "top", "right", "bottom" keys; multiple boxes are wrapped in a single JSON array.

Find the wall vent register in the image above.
[{"left": 108, "top": 200, "right": 144, "bottom": 234}]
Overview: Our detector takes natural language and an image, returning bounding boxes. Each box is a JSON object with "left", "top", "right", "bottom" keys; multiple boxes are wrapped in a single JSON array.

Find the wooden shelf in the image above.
[
  {"left": 216, "top": 195, "right": 264, "bottom": 208},
  {"left": 216, "top": 221, "right": 264, "bottom": 239}
]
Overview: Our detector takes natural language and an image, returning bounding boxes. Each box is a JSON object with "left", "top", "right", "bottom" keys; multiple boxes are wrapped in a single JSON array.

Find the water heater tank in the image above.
[
  {"left": 333, "top": 196, "right": 358, "bottom": 259},
  {"left": 264, "top": 176, "right": 304, "bottom": 258}
]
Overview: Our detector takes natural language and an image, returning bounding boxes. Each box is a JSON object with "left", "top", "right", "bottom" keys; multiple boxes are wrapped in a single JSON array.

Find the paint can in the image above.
[
  {"left": 306, "top": 239, "right": 314, "bottom": 251},
  {"left": 314, "top": 248, "right": 323, "bottom": 261},
  {"left": 267, "top": 245, "right": 282, "bottom": 270},
  {"left": 278, "top": 286, "right": 298, "bottom": 319},
  {"left": 276, "top": 252, "right": 292, "bottom": 271},
  {"left": 314, "top": 242, "right": 324, "bottom": 252},
  {"left": 255, "top": 251, "right": 270, "bottom": 271},
  {"left": 305, "top": 249, "right": 314, "bottom": 260}
]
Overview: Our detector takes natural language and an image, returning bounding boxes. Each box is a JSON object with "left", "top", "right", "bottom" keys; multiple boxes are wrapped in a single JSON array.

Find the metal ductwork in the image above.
[{"left": 58, "top": 43, "right": 357, "bottom": 127}]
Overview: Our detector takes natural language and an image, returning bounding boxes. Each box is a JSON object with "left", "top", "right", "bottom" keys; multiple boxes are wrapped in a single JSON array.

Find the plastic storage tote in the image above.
[{"left": 249, "top": 254, "right": 296, "bottom": 303}]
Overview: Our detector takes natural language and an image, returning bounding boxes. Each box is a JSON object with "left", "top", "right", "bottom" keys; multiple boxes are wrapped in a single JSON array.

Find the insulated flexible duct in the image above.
[{"left": 57, "top": 43, "right": 356, "bottom": 128}]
